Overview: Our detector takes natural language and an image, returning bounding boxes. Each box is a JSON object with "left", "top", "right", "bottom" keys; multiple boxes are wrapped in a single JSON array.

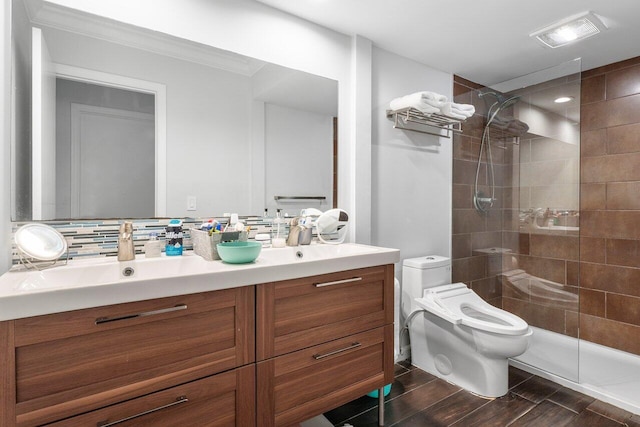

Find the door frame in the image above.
[{"left": 54, "top": 63, "right": 167, "bottom": 217}]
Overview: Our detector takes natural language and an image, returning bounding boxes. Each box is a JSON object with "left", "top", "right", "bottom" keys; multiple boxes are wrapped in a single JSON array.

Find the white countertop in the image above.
[{"left": 0, "top": 243, "right": 399, "bottom": 321}]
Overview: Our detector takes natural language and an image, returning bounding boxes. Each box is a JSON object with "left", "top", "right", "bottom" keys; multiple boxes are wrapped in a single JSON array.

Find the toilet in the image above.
[{"left": 401, "top": 255, "right": 532, "bottom": 398}]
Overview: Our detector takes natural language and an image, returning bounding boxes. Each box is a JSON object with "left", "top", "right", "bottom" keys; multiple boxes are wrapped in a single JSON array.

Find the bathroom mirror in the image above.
[
  {"left": 11, "top": 0, "right": 338, "bottom": 221},
  {"left": 14, "top": 223, "right": 67, "bottom": 261}
]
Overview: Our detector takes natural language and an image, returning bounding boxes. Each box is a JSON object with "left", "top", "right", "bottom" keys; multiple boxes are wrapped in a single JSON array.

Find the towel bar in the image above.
[{"left": 386, "top": 108, "right": 464, "bottom": 138}]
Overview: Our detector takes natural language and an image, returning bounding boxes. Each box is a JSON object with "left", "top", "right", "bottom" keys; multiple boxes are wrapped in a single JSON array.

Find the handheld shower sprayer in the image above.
[{"left": 473, "top": 91, "right": 521, "bottom": 213}]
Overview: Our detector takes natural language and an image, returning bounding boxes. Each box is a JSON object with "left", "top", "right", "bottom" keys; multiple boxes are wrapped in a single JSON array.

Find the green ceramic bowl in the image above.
[{"left": 216, "top": 241, "right": 262, "bottom": 264}]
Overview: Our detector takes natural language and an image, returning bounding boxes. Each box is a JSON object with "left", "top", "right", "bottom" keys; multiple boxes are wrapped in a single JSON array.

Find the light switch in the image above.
[{"left": 187, "top": 196, "right": 197, "bottom": 211}]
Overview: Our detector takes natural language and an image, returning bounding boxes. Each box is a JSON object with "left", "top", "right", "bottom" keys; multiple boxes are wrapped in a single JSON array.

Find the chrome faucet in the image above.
[{"left": 117, "top": 221, "right": 135, "bottom": 261}]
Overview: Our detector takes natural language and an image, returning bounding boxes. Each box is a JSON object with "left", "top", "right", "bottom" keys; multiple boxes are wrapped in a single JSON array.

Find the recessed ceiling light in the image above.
[
  {"left": 554, "top": 96, "right": 574, "bottom": 103},
  {"left": 530, "top": 11, "right": 606, "bottom": 49}
]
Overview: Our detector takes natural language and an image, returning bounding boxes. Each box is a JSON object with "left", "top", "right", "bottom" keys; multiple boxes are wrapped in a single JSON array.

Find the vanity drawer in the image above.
[
  {"left": 256, "top": 265, "right": 394, "bottom": 359},
  {"left": 13, "top": 287, "right": 255, "bottom": 427},
  {"left": 257, "top": 325, "right": 393, "bottom": 427},
  {"left": 46, "top": 364, "right": 255, "bottom": 427}
]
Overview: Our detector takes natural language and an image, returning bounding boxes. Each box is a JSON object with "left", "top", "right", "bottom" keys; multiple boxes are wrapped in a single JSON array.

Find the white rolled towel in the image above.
[{"left": 441, "top": 102, "right": 475, "bottom": 119}]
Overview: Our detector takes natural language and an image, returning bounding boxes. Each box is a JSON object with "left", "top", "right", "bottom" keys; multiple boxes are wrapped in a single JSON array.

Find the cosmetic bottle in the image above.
[{"left": 165, "top": 219, "right": 183, "bottom": 256}]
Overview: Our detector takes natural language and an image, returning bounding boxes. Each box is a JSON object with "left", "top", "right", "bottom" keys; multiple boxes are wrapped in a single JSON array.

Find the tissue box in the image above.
[{"left": 191, "top": 229, "right": 247, "bottom": 260}]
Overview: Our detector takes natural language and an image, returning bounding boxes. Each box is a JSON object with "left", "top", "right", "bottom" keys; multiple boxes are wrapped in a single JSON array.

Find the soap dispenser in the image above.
[{"left": 272, "top": 209, "right": 286, "bottom": 248}]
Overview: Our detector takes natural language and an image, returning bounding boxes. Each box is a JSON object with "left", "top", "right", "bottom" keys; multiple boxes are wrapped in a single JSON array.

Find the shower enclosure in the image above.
[
  {"left": 453, "top": 59, "right": 640, "bottom": 414},
  {"left": 453, "top": 61, "right": 581, "bottom": 381}
]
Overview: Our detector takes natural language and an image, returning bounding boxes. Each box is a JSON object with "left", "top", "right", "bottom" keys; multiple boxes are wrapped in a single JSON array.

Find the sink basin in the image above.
[
  {"left": 0, "top": 243, "right": 400, "bottom": 321},
  {"left": 9, "top": 254, "right": 206, "bottom": 292},
  {"left": 258, "top": 243, "right": 391, "bottom": 262}
]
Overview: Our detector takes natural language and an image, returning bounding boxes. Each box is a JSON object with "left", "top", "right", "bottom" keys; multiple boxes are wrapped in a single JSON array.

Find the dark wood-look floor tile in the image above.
[
  {"left": 393, "top": 366, "right": 438, "bottom": 393},
  {"left": 507, "top": 400, "right": 576, "bottom": 427},
  {"left": 326, "top": 364, "right": 636, "bottom": 427},
  {"left": 510, "top": 375, "right": 562, "bottom": 403},
  {"left": 325, "top": 364, "right": 438, "bottom": 425},
  {"left": 626, "top": 413, "right": 640, "bottom": 427},
  {"left": 341, "top": 379, "right": 459, "bottom": 427},
  {"left": 449, "top": 393, "right": 536, "bottom": 427},
  {"left": 564, "top": 410, "right": 625, "bottom": 427},
  {"left": 396, "top": 360, "right": 413, "bottom": 371},
  {"left": 395, "top": 389, "right": 489, "bottom": 427},
  {"left": 323, "top": 394, "right": 375, "bottom": 425},
  {"left": 394, "top": 363, "right": 410, "bottom": 377},
  {"left": 546, "top": 387, "right": 596, "bottom": 413},
  {"left": 587, "top": 400, "right": 634, "bottom": 423},
  {"left": 508, "top": 366, "right": 533, "bottom": 389}
]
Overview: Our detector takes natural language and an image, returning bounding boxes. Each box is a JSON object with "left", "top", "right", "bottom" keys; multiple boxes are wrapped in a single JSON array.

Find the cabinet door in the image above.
[
  {"left": 257, "top": 326, "right": 393, "bottom": 427},
  {"left": 46, "top": 365, "right": 255, "bottom": 427},
  {"left": 257, "top": 265, "right": 394, "bottom": 359},
  {"left": 13, "top": 287, "right": 255, "bottom": 426}
]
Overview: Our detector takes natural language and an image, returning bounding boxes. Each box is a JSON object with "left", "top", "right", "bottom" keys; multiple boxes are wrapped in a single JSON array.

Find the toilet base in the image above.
[{"left": 409, "top": 312, "right": 523, "bottom": 398}]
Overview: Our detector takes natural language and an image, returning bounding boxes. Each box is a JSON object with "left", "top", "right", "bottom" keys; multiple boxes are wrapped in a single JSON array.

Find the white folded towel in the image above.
[
  {"left": 389, "top": 94, "right": 441, "bottom": 115},
  {"left": 389, "top": 91, "right": 448, "bottom": 114},
  {"left": 441, "top": 102, "right": 475, "bottom": 119},
  {"left": 419, "top": 91, "right": 448, "bottom": 108},
  {"left": 440, "top": 108, "right": 467, "bottom": 120}
]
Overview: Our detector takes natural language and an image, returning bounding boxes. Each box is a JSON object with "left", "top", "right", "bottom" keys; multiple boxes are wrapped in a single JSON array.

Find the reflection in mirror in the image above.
[
  {"left": 57, "top": 79, "right": 156, "bottom": 219},
  {"left": 11, "top": 0, "right": 338, "bottom": 221}
]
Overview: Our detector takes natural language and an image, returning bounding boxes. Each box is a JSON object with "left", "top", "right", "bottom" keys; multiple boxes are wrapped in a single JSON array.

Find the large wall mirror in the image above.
[{"left": 11, "top": 0, "right": 338, "bottom": 221}]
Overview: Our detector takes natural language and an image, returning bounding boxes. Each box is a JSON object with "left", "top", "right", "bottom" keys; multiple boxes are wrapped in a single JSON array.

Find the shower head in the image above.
[
  {"left": 486, "top": 94, "right": 520, "bottom": 125},
  {"left": 499, "top": 95, "right": 520, "bottom": 110},
  {"left": 478, "top": 90, "right": 519, "bottom": 106}
]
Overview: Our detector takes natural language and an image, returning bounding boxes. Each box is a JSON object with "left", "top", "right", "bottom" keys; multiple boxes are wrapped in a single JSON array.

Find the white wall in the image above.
[
  {"left": 10, "top": 0, "right": 32, "bottom": 222},
  {"left": 371, "top": 47, "right": 453, "bottom": 273},
  {"left": 1, "top": 0, "right": 11, "bottom": 274}
]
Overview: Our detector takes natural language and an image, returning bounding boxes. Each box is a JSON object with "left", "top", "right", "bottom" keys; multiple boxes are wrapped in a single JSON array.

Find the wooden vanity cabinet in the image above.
[
  {"left": 46, "top": 365, "right": 255, "bottom": 427},
  {"left": 2, "top": 286, "right": 255, "bottom": 427},
  {"left": 256, "top": 265, "right": 395, "bottom": 426},
  {"left": 0, "top": 262, "right": 396, "bottom": 427}
]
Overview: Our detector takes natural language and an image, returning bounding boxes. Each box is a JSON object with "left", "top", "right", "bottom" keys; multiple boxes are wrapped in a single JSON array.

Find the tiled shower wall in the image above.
[
  {"left": 451, "top": 76, "right": 512, "bottom": 308},
  {"left": 580, "top": 57, "right": 640, "bottom": 356},
  {"left": 454, "top": 56, "right": 640, "bottom": 358},
  {"left": 453, "top": 72, "right": 583, "bottom": 339}
]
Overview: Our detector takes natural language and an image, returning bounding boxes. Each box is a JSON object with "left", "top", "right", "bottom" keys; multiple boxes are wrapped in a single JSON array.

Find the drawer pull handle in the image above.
[
  {"left": 95, "top": 304, "right": 188, "bottom": 325},
  {"left": 313, "top": 342, "right": 361, "bottom": 360},
  {"left": 314, "top": 277, "right": 362, "bottom": 288},
  {"left": 96, "top": 395, "right": 188, "bottom": 426}
]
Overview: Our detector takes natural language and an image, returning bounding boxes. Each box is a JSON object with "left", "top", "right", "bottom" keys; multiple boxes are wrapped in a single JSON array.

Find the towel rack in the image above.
[
  {"left": 386, "top": 107, "right": 464, "bottom": 138},
  {"left": 274, "top": 196, "right": 326, "bottom": 201}
]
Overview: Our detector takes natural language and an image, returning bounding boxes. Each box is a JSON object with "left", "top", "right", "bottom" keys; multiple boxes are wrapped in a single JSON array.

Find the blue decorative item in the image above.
[{"left": 366, "top": 384, "right": 392, "bottom": 398}]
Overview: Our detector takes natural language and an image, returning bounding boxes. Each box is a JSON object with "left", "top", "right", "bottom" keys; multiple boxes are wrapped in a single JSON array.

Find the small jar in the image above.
[
  {"left": 144, "top": 232, "right": 163, "bottom": 258},
  {"left": 255, "top": 233, "right": 271, "bottom": 248}
]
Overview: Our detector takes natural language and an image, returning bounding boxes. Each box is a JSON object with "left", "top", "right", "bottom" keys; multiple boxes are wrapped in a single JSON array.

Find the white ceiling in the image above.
[{"left": 256, "top": 0, "right": 640, "bottom": 86}]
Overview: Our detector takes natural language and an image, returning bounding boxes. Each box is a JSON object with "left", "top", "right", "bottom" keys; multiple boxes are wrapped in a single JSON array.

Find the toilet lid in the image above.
[{"left": 420, "top": 283, "right": 529, "bottom": 335}]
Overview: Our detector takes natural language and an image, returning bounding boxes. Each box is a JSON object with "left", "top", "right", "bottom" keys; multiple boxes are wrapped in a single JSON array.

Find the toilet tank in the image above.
[{"left": 401, "top": 255, "right": 451, "bottom": 316}]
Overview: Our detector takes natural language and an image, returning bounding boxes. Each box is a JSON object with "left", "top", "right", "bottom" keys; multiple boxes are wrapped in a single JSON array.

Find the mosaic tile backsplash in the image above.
[{"left": 11, "top": 216, "right": 284, "bottom": 265}]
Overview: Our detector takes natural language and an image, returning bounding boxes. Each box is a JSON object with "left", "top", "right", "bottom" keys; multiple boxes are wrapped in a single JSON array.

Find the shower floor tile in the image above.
[{"left": 325, "top": 364, "right": 636, "bottom": 426}]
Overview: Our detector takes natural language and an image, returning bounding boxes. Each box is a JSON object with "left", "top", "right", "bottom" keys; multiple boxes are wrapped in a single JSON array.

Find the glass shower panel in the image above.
[{"left": 491, "top": 60, "right": 581, "bottom": 383}]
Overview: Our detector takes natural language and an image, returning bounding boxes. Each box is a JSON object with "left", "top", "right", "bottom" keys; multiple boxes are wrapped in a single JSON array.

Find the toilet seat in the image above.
[{"left": 414, "top": 283, "right": 529, "bottom": 335}]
